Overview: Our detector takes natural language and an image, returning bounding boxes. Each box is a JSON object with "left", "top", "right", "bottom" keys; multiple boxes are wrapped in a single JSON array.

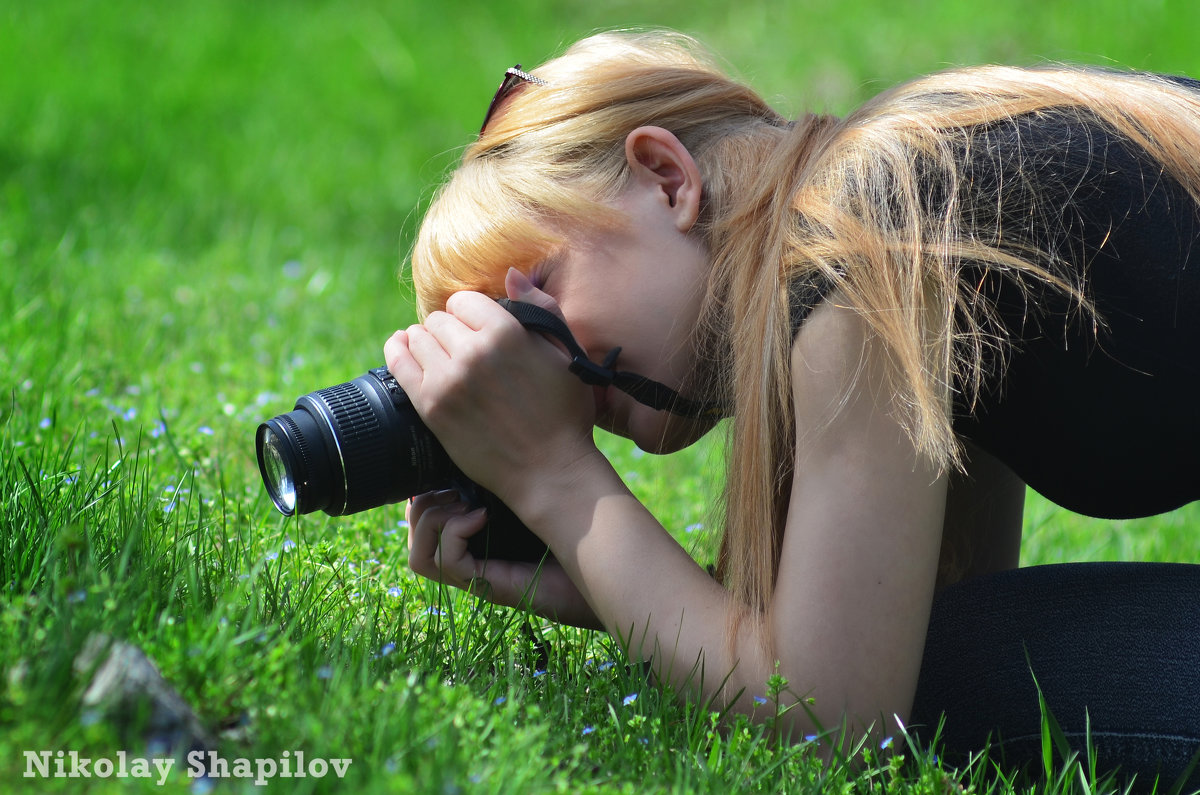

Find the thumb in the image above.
[{"left": 505, "top": 267, "right": 565, "bottom": 320}]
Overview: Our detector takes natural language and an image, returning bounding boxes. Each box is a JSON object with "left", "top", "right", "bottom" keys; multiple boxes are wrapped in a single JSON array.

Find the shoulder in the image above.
[
  {"left": 788, "top": 296, "right": 923, "bottom": 461},
  {"left": 789, "top": 295, "right": 866, "bottom": 413}
]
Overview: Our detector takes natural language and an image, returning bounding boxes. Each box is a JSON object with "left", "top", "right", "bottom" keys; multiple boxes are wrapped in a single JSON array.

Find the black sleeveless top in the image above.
[{"left": 791, "top": 81, "right": 1200, "bottom": 519}]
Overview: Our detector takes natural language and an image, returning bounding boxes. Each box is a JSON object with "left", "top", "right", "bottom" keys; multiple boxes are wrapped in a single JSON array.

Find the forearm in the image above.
[{"left": 512, "top": 453, "right": 776, "bottom": 713}]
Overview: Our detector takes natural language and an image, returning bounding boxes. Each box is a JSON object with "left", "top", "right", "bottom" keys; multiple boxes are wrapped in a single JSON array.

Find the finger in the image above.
[
  {"left": 505, "top": 267, "right": 566, "bottom": 320},
  {"left": 407, "top": 507, "right": 442, "bottom": 573},
  {"left": 434, "top": 507, "right": 488, "bottom": 581},
  {"left": 408, "top": 490, "right": 463, "bottom": 526},
  {"left": 385, "top": 329, "right": 424, "bottom": 390},
  {"left": 407, "top": 491, "right": 465, "bottom": 572},
  {"left": 422, "top": 309, "right": 480, "bottom": 351},
  {"left": 444, "top": 290, "right": 516, "bottom": 330},
  {"left": 403, "top": 323, "right": 452, "bottom": 370}
]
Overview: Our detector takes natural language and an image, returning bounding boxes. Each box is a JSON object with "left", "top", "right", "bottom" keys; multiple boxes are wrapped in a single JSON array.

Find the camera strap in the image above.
[{"left": 498, "top": 298, "right": 728, "bottom": 421}]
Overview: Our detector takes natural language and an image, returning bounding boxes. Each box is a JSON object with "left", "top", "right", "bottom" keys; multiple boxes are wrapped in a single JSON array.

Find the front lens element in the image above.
[{"left": 258, "top": 425, "right": 298, "bottom": 515}]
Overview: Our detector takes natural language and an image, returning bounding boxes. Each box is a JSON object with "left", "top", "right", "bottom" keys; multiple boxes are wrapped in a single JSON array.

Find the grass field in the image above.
[{"left": 4, "top": 1, "right": 1200, "bottom": 792}]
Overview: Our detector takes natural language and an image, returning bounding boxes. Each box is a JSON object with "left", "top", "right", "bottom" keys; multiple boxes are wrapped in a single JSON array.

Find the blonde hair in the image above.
[{"left": 409, "top": 31, "right": 1200, "bottom": 630}]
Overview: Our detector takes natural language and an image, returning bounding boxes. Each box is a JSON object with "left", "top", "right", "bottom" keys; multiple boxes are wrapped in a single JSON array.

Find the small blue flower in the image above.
[
  {"left": 685, "top": 523, "right": 704, "bottom": 534},
  {"left": 425, "top": 607, "right": 443, "bottom": 616},
  {"left": 804, "top": 734, "right": 819, "bottom": 743},
  {"left": 623, "top": 693, "right": 638, "bottom": 706},
  {"left": 493, "top": 696, "right": 506, "bottom": 706},
  {"left": 317, "top": 666, "right": 333, "bottom": 680},
  {"left": 150, "top": 420, "right": 166, "bottom": 438},
  {"left": 880, "top": 736, "right": 893, "bottom": 750},
  {"left": 197, "top": 426, "right": 215, "bottom": 436},
  {"left": 282, "top": 538, "right": 296, "bottom": 552},
  {"left": 387, "top": 586, "right": 402, "bottom": 598},
  {"left": 265, "top": 551, "right": 278, "bottom": 561},
  {"left": 39, "top": 417, "right": 52, "bottom": 430},
  {"left": 597, "top": 661, "right": 616, "bottom": 672},
  {"left": 378, "top": 642, "right": 396, "bottom": 658},
  {"left": 122, "top": 407, "right": 137, "bottom": 421},
  {"left": 581, "top": 726, "right": 594, "bottom": 736},
  {"left": 532, "top": 669, "right": 547, "bottom": 678},
  {"left": 67, "top": 589, "right": 86, "bottom": 604},
  {"left": 753, "top": 696, "right": 768, "bottom": 706}
]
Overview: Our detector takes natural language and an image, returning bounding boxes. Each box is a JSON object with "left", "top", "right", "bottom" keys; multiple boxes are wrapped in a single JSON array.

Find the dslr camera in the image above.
[{"left": 255, "top": 365, "right": 548, "bottom": 562}]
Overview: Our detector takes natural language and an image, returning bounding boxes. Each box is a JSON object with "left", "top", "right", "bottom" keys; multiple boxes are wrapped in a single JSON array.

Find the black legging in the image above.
[{"left": 910, "top": 562, "right": 1200, "bottom": 791}]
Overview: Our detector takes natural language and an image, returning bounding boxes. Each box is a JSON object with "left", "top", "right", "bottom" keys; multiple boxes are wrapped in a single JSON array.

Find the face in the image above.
[{"left": 531, "top": 185, "right": 717, "bottom": 453}]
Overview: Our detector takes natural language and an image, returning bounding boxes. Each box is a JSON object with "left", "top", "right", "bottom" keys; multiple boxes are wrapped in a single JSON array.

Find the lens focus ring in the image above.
[{"left": 316, "top": 380, "right": 395, "bottom": 514}]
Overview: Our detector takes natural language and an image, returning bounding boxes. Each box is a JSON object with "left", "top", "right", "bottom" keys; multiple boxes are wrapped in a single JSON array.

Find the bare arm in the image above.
[
  {"left": 389, "top": 292, "right": 949, "bottom": 739},
  {"left": 490, "top": 300, "right": 947, "bottom": 737},
  {"left": 767, "top": 300, "right": 946, "bottom": 732}
]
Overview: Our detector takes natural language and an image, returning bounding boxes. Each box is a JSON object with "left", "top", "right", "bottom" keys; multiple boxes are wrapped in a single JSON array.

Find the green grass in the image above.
[{"left": 3, "top": 0, "right": 1200, "bottom": 792}]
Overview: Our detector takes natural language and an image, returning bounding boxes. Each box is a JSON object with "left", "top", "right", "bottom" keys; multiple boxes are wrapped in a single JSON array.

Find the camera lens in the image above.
[
  {"left": 256, "top": 367, "right": 453, "bottom": 516},
  {"left": 256, "top": 365, "right": 550, "bottom": 563}
]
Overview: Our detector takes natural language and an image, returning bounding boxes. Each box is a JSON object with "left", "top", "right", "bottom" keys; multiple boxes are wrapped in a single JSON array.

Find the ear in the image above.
[{"left": 623, "top": 126, "right": 702, "bottom": 233}]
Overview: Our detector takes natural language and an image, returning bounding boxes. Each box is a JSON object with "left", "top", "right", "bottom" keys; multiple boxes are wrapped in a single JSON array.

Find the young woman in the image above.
[{"left": 383, "top": 30, "right": 1200, "bottom": 742}]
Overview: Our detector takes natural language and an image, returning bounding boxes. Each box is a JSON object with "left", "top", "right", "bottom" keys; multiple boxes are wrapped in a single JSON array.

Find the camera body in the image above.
[{"left": 256, "top": 366, "right": 548, "bottom": 562}]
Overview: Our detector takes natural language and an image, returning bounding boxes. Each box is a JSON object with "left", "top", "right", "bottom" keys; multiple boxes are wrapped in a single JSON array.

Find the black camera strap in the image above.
[{"left": 498, "top": 298, "right": 728, "bottom": 421}]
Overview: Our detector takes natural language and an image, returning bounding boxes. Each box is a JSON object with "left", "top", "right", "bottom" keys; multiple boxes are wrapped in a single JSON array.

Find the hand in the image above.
[
  {"left": 405, "top": 492, "right": 603, "bottom": 629},
  {"left": 384, "top": 269, "right": 602, "bottom": 516}
]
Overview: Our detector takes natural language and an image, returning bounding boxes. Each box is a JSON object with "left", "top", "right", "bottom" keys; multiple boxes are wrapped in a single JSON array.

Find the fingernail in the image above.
[{"left": 506, "top": 267, "right": 535, "bottom": 297}]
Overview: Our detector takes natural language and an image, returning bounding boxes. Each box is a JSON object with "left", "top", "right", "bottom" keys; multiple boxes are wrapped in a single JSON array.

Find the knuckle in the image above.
[{"left": 445, "top": 290, "right": 481, "bottom": 313}]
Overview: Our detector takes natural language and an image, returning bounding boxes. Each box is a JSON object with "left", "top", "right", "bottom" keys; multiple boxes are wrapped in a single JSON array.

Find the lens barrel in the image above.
[
  {"left": 256, "top": 366, "right": 550, "bottom": 563},
  {"left": 256, "top": 367, "right": 452, "bottom": 516}
]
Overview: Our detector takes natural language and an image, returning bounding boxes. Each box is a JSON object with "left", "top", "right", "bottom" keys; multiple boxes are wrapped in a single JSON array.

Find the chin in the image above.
[{"left": 631, "top": 414, "right": 714, "bottom": 455}]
